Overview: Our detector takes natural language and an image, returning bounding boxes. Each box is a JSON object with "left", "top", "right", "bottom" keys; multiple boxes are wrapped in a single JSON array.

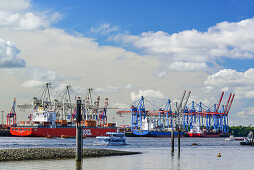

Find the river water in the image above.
[{"left": 0, "top": 137, "right": 253, "bottom": 170}]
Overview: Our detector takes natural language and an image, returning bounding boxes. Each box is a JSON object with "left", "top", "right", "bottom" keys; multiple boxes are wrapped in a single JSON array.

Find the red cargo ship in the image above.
[
  {"left": 10, "top": 126, "right": 116, "bottom": 137},
  {"left": 10, "top": 105, "right": 117, "bottom": 137},
  {"left": 186, "top": 124, "right": 229, "bottom": 137},
  {"left": 11, "top": 83, "right": 118, "bottom": 137}
]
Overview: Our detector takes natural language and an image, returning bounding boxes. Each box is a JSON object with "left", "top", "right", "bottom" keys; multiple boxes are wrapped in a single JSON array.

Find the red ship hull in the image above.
[
  {"left": 10, "top": 127, "right": 117, "bottom": 137},
  {"left": 188, "top": 132, "right": 229, "bottom": 137},
  {"left": 188, "top": 133, "right": 204, "bottom": 137}
]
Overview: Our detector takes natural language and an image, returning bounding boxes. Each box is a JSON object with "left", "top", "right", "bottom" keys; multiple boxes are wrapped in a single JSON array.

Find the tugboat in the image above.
[
  {"left": 95, "top": 132, "right": 127, "bottom": 145},
  {"left": 240, "top": 131, "right": 254, "bottom": 145}
]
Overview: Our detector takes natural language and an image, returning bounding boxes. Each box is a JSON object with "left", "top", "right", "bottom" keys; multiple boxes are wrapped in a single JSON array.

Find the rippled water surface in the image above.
[{"left": 0, "top": 137, "right": 253, "bottom": 170}]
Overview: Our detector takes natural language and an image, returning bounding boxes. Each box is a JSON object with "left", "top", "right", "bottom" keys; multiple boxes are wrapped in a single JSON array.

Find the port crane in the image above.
[
  {"left": 181, "top": 92, "right": 235, "bottom": 133},
  {"left": 117, "top": 91, "right": 234, "bottom": 134},
  {"left": 7, "top": 98, "right": 17, "bottom": 126}
]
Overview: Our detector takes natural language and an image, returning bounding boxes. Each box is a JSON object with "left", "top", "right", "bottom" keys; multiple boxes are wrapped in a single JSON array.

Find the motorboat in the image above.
[
  {"left": 240, "top": 131, "right": 254, "bottom": 145},
  {"left": 225, "top": 135, "right": 234, "bottom": 141},
  {"left": 96, "top": 132, "right": 127, "bottom": 145}
]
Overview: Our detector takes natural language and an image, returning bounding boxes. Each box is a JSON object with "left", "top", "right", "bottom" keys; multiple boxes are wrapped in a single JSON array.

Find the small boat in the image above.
[
  {"left": 225, "top": 135, "right": 234, "bottom": 141},
  {"left": 234, "top": 137, "right": 244, "bottom": 141},
  {"left": 61, "top": 135, "right": 74, "bottom": 138},
  {"left": 240, "top": 132, "right": 254, "bottom": 145},
  {"left": 95, "top": 132, "right": 127, "bottom": 145},
  {"left": 46, "top": 135, "right": 56, "bottom": 139}
]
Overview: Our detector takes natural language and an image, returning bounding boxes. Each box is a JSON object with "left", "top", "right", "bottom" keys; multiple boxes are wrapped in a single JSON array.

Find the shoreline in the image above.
[{"left": 0, "top": 148, "right": 141, "bottom": 161}]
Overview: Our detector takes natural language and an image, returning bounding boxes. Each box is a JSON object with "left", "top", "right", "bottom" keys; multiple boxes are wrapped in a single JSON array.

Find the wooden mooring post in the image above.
[
  {"left": 171, "top": 129, "right": 174, "bottom": 153},
  {"left": 178, "top": 128, "right": 180, "bottom": 153},
  {"left": 76, "top": 99, "right": 83, "bottom": 161}
]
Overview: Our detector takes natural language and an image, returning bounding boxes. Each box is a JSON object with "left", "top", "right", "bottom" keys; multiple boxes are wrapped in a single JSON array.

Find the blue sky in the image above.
[
  {"left": 34, "top": 0, "right": 254, "bottom": 34},
  {"left": 33, "top": 0, "right": 254, "bottom": 72}
]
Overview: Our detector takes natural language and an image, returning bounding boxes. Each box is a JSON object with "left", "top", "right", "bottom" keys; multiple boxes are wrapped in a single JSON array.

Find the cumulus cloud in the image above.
[
  {"left": 95, "top": 86, "right": 121, "bottom": 94},
  {"left": 0, "top": 11, "right": 61, "bottom": 30},
  {"left": 114, "top": 18, "right": 254, "bottom": 72},
  {"left": 204, "top": 68, "right": 254, "bottom": 98},
  {"left": 0, "top": 0, "right": 30, "bottom": 12},
  {"left": 0, "top": 0, "right": 62, "bottom": 31},
  {"left": 21, "top": 67, "right": 66, "bottom": 88},
  {"left": 113, "top": 102, "right": 128, "bottom": 109},
  {"left": 22, "top": 80, "right": 45, "bottom": 88},
  {"left": 124, "top": 84, "right": 136, "bottom": 89},
  {"left": 90, "top": 24, "right": 119, "bottom": 34},
  {"left": 0, "top": 38, "right": 25, "bottom": 68},
  {"left": 236, "top": 107, "right": 254, "bottom": 118},
  {"left": 168, "top": 62, "right": 208, "bottom": 71},
  {"left": 131, "top": 89, "right": 167, "bottom": 101},
  {"left": 157, "top": 72, "right": 166, "bottom": 78},
  {"left": 95, "top": 84, "right": 137, "bottom": 94}
]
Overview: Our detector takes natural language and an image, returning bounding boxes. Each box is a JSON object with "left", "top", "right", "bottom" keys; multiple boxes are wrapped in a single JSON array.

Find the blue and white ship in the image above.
[{"left": 96, "top": 132, "right": 127, "bottom": 145}]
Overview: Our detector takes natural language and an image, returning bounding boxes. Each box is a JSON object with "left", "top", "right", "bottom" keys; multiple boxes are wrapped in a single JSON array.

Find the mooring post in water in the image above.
[
  {"left": 178, "top": 128, "right": 180, "bottom": 153},
  {"left": 76, "top": 99, "right": 83, "bottom": 161},
  {"left": 171, "top": 129, "right": 174, "bottom": 153}
]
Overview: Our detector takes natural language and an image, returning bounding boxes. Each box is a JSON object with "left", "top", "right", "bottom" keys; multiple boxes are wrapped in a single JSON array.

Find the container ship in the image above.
[
  {"left": 10, "top": 83, "right": 117, "bottom": 137},
  {"left": 10, "top": 108, "right": 116, "bottom": 137},
  {"left": 132, "top": 129, "right": 183, "bottom": 137}
]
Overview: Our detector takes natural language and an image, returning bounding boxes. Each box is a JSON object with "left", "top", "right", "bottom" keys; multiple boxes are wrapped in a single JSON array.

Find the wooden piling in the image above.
[
  {"left": 76, "top": 99, "right": 83, "bottom": 161},
  {"left": 178, "top": 129, "right": 180, "bottom": 153},
  {"left": 171, "top": 129, "right": 174, "bottom": 153}
]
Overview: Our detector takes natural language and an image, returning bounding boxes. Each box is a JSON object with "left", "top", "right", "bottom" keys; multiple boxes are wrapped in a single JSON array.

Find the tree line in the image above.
[{"left": 229, "top": 126, "right": 254, "bottom": 137}]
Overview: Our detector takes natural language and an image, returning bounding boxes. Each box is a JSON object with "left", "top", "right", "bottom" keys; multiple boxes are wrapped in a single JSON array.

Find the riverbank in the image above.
[{"left": 0, "top": 148, "right": 141, "bottom": 161}]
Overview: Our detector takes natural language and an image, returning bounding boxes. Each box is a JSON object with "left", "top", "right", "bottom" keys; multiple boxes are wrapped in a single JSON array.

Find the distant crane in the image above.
[{"left": 7, "top": 98, "right": 17, "bottom": 126}]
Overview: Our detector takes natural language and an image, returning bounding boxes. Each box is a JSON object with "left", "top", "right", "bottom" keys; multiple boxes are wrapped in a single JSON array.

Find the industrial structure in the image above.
[
  {"left": 117, "top": 91, "right": 235, "bottom": 136},
  {"left": 6, "top": 98, "right": 17, "bottom": 126},
  {"left": 16, "top": 83, "right": 115, "bottom": 127}
]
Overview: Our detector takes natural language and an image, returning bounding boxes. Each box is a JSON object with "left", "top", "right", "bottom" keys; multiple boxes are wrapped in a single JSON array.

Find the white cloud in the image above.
[
  {"left": 236, "top": 107, "right": 254, "bottom": 118},
  {"left": 95, "top": 84, "right": 136, "bottom": 94},
  {"left": 95, "top": 86, "right": 121, "bottom": 94},
  {"left": 0, "top": 0, "right": 62, "bottom": 31},
  {"left": 22, "top": 80, "right": 45, "bottom": 88},
  {"left": 0, "top": 38, "right": 25, "bottom": 68},
  {"left": 157, "top": 72, "right": 166, "bottom": 78},
  {"left": 124, "top": 84, "right": 136, "bottom": 89},
  {"left": 0, "top": 0, "right": 30, "bottom": 12},
  {"left": 114, "top": 18, "right": 254, "bottom": 72},
  {"left": 90, "top": 24, "right": 119, "bottom": 34},
  {"left": 131, "top": 89, "right": 167, "bottom": 101},
  {"left": 32, "top": 68, "right": 64, "bottom": 82},
  {"left": 113, "top": 102, "right": 128, "bottom": 109},
  {"left": 168, "top": 62, "right": 208, "bottom": 71},
  {"left": 20, "top": 67, "right": 68, "bottom": 88},
  {"left": 204, "top": 68, "right": 254, "bottom": 98},
  {"left": 0, "top": 11, "right": 57, "bottom": 30}
]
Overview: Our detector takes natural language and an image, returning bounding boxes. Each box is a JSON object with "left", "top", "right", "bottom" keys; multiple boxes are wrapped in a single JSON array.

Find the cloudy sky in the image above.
[{"left": 1, "top": 0, "right": 254, "bottom": 125}]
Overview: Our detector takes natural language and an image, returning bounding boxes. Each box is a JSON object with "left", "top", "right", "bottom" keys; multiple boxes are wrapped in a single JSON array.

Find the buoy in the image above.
[{"left": 217, "top": 153, "right": 221, "bottom": 157}]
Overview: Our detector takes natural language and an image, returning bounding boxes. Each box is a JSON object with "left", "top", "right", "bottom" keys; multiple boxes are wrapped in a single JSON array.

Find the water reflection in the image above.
[
  {"left": 76, "top": 160, "right": 82, "bottom": 170},
  {"left": 170, "top": 151, "right": 181, "bottom": 170}
]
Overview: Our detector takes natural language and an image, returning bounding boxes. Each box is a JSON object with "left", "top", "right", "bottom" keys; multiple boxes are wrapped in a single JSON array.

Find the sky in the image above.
[{"left": 1, "top": 0, "right": 254, "bottom": 126}]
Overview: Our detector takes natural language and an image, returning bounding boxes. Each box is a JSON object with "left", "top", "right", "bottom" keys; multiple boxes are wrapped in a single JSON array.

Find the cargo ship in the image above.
[
  {"left": 11, "top": 83, "right": 117, "bottom": 137},
  {"left": 132, "top": 129, "right": 183, "bottom": 137},
  {"left": 184, "top": 125, "right": 229, "bottom": 137},
  {"left": 10, "top": 106, "right": 117, "bottom": 137}
]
